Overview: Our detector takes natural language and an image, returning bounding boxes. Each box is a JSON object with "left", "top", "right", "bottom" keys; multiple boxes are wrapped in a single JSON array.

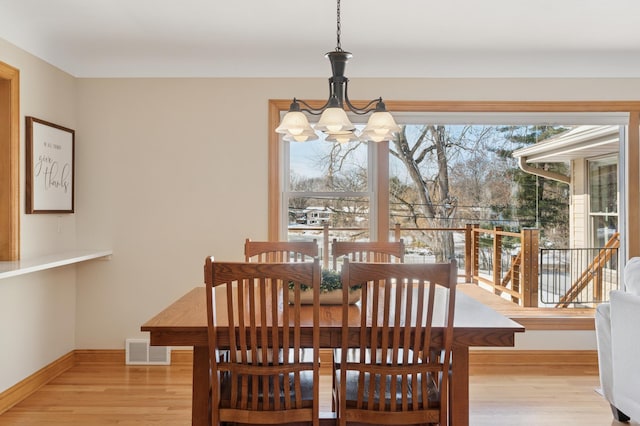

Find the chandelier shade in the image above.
[
  {"left": 359, "top": 129, "right": 398, "bottom": 143},
  {"left": 275, "top": 0, "right": 399, "bottom": 143},
  {"left": 274, "top": 104, "right": 315, "bottom": 136},
  {"left": 325, "top": 131, "right": 361, "bottom": 144},
  {"left": 283, "top": 128, "right": 319, "bottom": 142},
  {"left": 362, "top": 110, "right": 401, "bottom": 135},
  {"left": 315, "top": 106, "right": 356, "bottom": 133}
]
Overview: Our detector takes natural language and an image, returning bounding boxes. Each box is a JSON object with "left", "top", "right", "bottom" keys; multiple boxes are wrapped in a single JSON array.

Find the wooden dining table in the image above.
[{"left": 141, "top": 286, "right": 524, "bottom": 426}]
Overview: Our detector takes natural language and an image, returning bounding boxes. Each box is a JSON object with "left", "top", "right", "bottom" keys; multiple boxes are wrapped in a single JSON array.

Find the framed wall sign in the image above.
[{"left": 26, "top": 117, "right": 75, "bottom": 214}]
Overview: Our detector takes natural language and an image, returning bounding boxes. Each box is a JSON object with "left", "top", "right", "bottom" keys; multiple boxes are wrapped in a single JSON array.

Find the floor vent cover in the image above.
[{"left": 125, "top": 339, "right": 171, "bottom": 365}]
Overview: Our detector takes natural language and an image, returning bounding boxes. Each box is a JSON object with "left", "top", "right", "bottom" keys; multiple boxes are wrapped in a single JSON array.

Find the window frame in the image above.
[{"left": 269, "top": 100, "right": 640, "bottom": 258}]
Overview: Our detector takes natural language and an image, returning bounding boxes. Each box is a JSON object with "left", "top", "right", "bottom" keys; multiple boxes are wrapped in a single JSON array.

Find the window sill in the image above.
[
  {"left": 507, "top": 311, "right": 595, "bottom": 331},
  {"left": 0, "top": 249, "right": 113, "bottom": 280},
  {"left": 459, "top": 284, "right": 595, "bottom": 331}
]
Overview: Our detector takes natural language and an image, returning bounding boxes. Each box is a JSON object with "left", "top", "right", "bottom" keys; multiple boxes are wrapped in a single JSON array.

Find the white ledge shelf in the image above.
[{"left": 0, "top": 249, "right": 113, "bottom": 280}]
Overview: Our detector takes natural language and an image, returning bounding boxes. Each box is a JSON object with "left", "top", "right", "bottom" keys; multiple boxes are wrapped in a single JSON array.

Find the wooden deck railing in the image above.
[
  {"left": 288, "top": 223, "right": 622, "bottom": 308},
  {"left": 468, "top": 225, "right": 539, "bottom": 307},
  {"left": 287, "top": 223, "right": 541, "bottom": 307}
]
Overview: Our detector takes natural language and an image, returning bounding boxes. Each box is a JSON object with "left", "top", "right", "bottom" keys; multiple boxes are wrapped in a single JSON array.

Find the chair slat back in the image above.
[
  {"left": 205, "top": 257, "right": 321, "bottom": 426},
  {"left": 245, "top": 239, "right": 319, "bottom": 263},
  {"left": 331, "top": 239, "right": 404, "bottom": 270},
  {"left": 338, "top": 259, "right": 457, "bottom": 425}
]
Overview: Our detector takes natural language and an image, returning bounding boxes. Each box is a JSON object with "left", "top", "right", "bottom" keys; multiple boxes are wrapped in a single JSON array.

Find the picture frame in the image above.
[{"left": 26, "top": 117, "right": 75, "bottom": 214}]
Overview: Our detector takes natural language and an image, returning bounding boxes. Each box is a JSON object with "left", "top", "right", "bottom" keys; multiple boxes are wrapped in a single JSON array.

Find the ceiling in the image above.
[{"left": 2, "top": 0, "right": 640, "bottom": 79}]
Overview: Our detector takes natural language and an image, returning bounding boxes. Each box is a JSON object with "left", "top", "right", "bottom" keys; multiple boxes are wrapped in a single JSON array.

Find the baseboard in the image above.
[
  {"left": 0, "top": 348, "right": 599, "bottom": 415},
  {"left": 75, "top": 349, "right": 125, "bottom": 364},
  {"left": 169, "top": 349, "right": 194, "bottom": 365},
  {"left": 319, "top": 349, "right": 598, "bottom": 375},
  {"left": 71, "top": 349, "right": 598, "bottom": 375},
  {"left": 0, "top": 351, "right": 75, "bottom": 415},
  {"left": 469, "top": 349, "right": 599, "bottom": 375}
]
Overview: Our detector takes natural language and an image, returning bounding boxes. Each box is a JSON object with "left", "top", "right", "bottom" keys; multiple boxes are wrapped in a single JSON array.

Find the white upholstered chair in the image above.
[{"left": 595, "top": 257, "right": 640, "bottom": 422}]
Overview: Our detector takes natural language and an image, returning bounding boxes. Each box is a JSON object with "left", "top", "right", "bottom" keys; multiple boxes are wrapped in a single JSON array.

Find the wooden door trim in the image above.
[{"left": 0, "top": 60, "right": 20, "bottom": 261}]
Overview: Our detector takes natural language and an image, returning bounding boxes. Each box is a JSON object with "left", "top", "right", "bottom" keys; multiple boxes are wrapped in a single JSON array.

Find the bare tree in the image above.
[
  {"left": 390, "top": 125, "right": 501, "bottom": 261},
  {"left": 318, "top": 142, "right": 366, "bottom": 191},
  {"left": 450, "top": 150, "right": 514, "bottom": 224},
  {"left": 390, "top": 125, "right": 460, "bottom": 260}
]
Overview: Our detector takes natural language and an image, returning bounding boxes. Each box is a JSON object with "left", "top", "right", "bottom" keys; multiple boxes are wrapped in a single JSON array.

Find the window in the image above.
[
  {"left": 281, "top": 112, "right": 625, "bottom": 258},
  {"left": 269, "top": 101, "right": 640, "bottom": 258},
  {"left": 284, "top": 127, "right": 376, "bottom": 251},
  {"left": 588, "top": 156, "right": 618, "bottom": 248}
]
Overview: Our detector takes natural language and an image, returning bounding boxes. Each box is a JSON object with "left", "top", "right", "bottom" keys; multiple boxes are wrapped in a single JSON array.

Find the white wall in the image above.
[
  {"left": 0, "top": 38, "right": 77, "bottom": 392},
  {"left": 4, "top": 35, "right": 640, "bottom": 392},
  {"left": 73, "top": 77, "right": 640, "bottom": 350}
]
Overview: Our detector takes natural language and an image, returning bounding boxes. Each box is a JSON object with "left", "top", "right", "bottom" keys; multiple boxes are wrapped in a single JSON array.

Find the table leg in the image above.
[
  {"left": 450, "top": 345, "right": 469, "bottom": 426},
  {"left": 192, "top": 345, "right": 210, "bottom": 426}
]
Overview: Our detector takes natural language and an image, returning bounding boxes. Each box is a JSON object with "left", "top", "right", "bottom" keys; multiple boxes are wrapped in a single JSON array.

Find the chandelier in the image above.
[{"left": 275, "top": 0, "right": 400, "bottom": 143}]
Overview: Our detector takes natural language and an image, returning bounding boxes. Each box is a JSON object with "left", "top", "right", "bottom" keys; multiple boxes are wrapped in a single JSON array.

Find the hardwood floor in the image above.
[
  {"left": 469, "top": 375, "right": 635, "bottom": 425},
  {"left": 0, "top": 358, "right": 636, "bottom": 426}
]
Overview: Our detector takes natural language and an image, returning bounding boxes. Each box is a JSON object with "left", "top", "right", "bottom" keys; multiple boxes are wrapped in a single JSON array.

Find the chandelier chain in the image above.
[{"left": 336, "top": 0, "right": 342, "bottom": 52}]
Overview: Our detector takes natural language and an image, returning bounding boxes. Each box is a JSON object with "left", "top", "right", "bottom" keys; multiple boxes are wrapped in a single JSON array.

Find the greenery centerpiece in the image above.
[{"left": 288, "top": 269, "right": 361, "bottom": 305}]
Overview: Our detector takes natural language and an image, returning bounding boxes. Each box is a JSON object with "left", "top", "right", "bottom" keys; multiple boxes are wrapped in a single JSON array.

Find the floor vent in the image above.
[{"left": 125, "top": 339, "right": 171, "bottom": 365}]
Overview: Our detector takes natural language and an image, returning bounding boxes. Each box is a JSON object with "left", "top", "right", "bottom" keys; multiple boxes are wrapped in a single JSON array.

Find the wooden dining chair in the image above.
[
  {"left": 333, "top": 259, "right": 457, "bottom": 426},
  {"left": 204, "top": 257, "right": 321, "bottom": 426},
  {"left": 329, "top": 239, "right": 406, "bottom": 404},
  {"left": 244, "top": 238, "right": 319, "bottom": 263},
  {"left": 331, "top": 239, "right": 405, "bottom": 270}
]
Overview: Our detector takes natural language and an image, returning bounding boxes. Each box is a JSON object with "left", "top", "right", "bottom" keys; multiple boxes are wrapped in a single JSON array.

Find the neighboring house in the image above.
[
  {"left": 290, "top": 207, "right": 332, "bottom": 226},
  {"left": 304, "top": 207, "right": 332, "bottom": 225},
  {"left": 513, "top": 125, "right": 619, "bottom": 250}
]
